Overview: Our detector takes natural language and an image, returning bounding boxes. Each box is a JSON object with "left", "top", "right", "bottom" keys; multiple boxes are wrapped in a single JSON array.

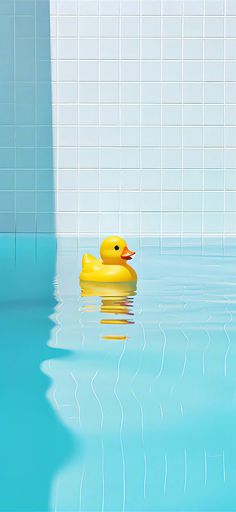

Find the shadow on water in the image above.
[{"left": 0, "top": 236, "right": 74, "bottom": 512}]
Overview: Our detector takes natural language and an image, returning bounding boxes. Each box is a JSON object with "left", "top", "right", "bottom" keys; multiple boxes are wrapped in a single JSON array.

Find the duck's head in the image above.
[{"left": 100, "top": 236, "right": 135, "bottom": 265}]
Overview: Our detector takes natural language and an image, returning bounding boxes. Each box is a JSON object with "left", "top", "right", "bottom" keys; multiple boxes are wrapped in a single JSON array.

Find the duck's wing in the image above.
[{"left": 82, "top": 253, "right": 101, "bottom": 271}]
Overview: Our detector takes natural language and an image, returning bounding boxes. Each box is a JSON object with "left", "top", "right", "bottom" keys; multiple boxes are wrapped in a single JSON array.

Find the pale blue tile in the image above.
[
  {"left": 183, "top": 105, "right": 203, "bottom": 125},
  {"left": 183, "top": 38, "right": 203, "bottom": 59},
  {"left": 204, "top": 127, "right": 224, "bottom": 147},
  {"left": 163, "top": 148, "right": 181, "bottom": 169},
  {"left": 78, "top": 191, "right": 99, "bottom": 212},
  {"left": 226, "top": 17, "right": 236, "bottom": 37},
  {"left": 183, "top": 17, "right": 203, "bottom": 37},
  {"left": 204, "top": 191, "right": 224, "bottom": 211},
  {"left": 163, "top": 191, "right": 181, "bottom": 211},
  {"left": 78, "top": 170, "right": 98, "bottom": 190},
  {"left": 100, "top": 16, "right": 119, "bottom": 37},
  {"left": 204, "top": 105, "right": 224, "bottom": 125},
  {"left": 141, "top": 148, "right": 161, "bottom": 169},
  {"left": 184, "top": 0, "right": 203, "bottom": 15},
  {"left": 204, "top": 170, "right": 224, "bottom": 191},
  {"left": 225, "top": 127, "right": 236, "bottom": 148},
  {"left": 101, "top": 61, "right": 119, "bottom": 82},
  {"left": 205, "top": 0, "right": 224, "bottom": 14},
  {"left": 121, "top": 17, "right": 139, "bottom": 37},
  {"left": 141, "top": 170, "right": 161, "bottom": 190},
  {"left": 163, "top": 39, "right": 182, "bottom": 60},
  {"left": 141, "top": 61, "right": 161, "bottom": 82},
  {"left": 142, "top": 17, "right": 161, "bottom": 37},
  {"left": 163, "top": 127, "right": 182, "bottom": 147},
  {"left": 183, "top": 213, "right": 202, "bottom": 234},
  {"left": 183, "top": 83, "right": 203, "bottom": 103},
  {"left": 163, "top": 61, "right": 182, "bottom": 82},
  {"left": 183, "top": 191, "right": 202, "bottom": 211},
  {"left": 205, "top": 16, "right": 224, "bottom": 37},
  {"left": 121, "top": 105, "right": 140, "bottom": 125},
  {"left": 142, "top": 39, "right": 161, "bottom": 60},
  {"left": 225, "top": 83, "right": 236, "bottom": 104},
  {"left": 120, "top": 83, "right": 140, "bottom": 103},
  {"left": 226, "top": 170, "right": 236, "bottom": 190},
  {"left": 225, "top": 213, "right": 236, "bottom": 234},
  {"left": 120, "top": 191, "right": 140, "bottom": 211},
  {"left": 226, "top": 191, "right": 236, "bottom": 212},
  {"left": 183, "top": 127, "right": 203, "bottom": 147},
  {"left": 141, "top": 127, "right": 161, "bottom": 147},
  {"left": 204, "top": 83, "right": 224, "bottom": 103},
  {"left": 141, "top": 212, "right": 161, "bottom": 234},
  {"left": 120, "top": 212, "right": 140, "bottom": 233},
  {"left": 162, "top": 212, "right": 181, "bottom": 233},
  {"left": 162, "top": 83, "right": 182, "bottom": 103},
  {"left": 183, "top": 148, "right": 203, "bottom": 169},
  {"left": 226, "top": 62, "right": 236, "bottom": 82},
  {"left": 100, "top": 212, "right": 119, "bottom": 234},
  {"left": 99, "top": 191, "right": 120, "bottom": 212},
  {"left": 225, "top": 39, "right": 236, "bottom": 60},
  {"left": 100, "top": 148, "right": 120, "bottom": 169},
  {"left": 121, "top": 39, "right": 140, "bottom": 60},
  {"left": 141, "top": 191, "right": 161, "bottom": 211},
  {"left": 226, "top": 0, "right": 236, "bottom": 14},
  {"left": 141, "top": 84, "right": 161, "bottom": 103},
  {"left": 79, "top": 61, "right": 99, "bottom": 82},
  {"left": 163, "top": 17, "right": 182, "bottom": 37},
  {"left": 183, "top": 169, "right": 203, "bottom": 190},
  {"left": 163, "top": 170, "right": 182, "bottom": 191},
  {"left": 204, "top": 61, "right": 224, "bottom": 81},
  {"left": 204, "top": 148, "right": 223, "bottom": 169},
  {"left": 142, "top": 1, "right": 161, "bottom": 15},
  {"left": 100, "top": 1, "right": 119, "bottom": 15},
  {"left": 121, "top": 170, "right": 140, "bottom": 190},
  {"left": 78, "top": 17, "right": 99, "bottom": 37},
  {"left": 163, "top": 0, "right": 182, "bottom": 15},
  {"left": 163, "top": 105, "right": 181, "bottom": 125},
  {"left": 121, "top": 148, "right": 140, "bottom": 169},
  {"left": 183, "top": 61, "right": 203, "bottom": 82},
  {"left": 205, "top": 39, "right": 224, "bottom": 60},
  {"left": 100, "top": 170, "right": 120, "bottom": 190},
  {"left": 204, "top": 212, "right": 224, "bottom": 233}
]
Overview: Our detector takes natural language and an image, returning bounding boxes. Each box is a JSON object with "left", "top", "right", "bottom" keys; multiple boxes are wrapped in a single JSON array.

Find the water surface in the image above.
[{"left": 47, "top": 238, "right": 236, "bottom": 512}]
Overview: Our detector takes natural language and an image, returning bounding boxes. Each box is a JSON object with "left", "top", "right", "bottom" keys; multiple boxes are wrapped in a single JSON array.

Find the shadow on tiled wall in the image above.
[{"left": 0, "top": 0, "right": 54, "bottom": 233}]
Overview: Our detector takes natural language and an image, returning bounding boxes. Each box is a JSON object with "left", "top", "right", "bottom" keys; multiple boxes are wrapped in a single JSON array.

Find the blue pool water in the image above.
[{"left": 1, "top": 236, "right": 236, "bottom": 511}]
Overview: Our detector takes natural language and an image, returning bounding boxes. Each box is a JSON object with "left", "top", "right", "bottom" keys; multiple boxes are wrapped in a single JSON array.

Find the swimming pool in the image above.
[{"left": 1, "top": 235, "right": 236, "bottom": 511}]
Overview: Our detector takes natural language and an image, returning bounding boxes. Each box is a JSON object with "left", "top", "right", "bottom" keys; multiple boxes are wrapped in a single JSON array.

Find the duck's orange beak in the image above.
[{"left": 121, "top": 246, "right": 135, "bottom": 261}]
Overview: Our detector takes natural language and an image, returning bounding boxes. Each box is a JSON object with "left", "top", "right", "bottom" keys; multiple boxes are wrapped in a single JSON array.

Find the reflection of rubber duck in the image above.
[
  {"left": 80, "top": 236, "right": 137, "bottom": 283},
  {"left": 80, "top": 281, "right": 137, "bottom": 297},
  {"left": 80, "top": 281, "right": 136, "bottom": 331}
]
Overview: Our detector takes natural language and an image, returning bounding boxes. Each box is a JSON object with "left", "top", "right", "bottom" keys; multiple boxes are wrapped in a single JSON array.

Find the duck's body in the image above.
[{"left": 80, "top": 236, "right": 137, "bottom": 283}]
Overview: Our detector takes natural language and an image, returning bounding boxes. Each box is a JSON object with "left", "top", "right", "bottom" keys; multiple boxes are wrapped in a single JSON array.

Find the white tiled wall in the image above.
[{"left": 50, "top": 0, "right": 236, "bottom": 237}]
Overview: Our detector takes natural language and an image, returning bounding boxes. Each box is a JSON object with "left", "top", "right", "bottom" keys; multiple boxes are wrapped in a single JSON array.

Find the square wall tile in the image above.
[{"left": 46, "top": 2, "right": 236, "bottom": 238}]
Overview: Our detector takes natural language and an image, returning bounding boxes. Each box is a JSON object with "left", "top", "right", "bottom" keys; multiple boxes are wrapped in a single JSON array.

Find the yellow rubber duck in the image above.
[{"left": 80, "top": 236, "right": 137, "bottom": 283}]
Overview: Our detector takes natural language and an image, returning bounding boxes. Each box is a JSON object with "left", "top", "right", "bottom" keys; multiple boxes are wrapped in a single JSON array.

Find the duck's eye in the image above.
[{"left": 114, "top": 245, "right": 119, "bottom": 251}]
